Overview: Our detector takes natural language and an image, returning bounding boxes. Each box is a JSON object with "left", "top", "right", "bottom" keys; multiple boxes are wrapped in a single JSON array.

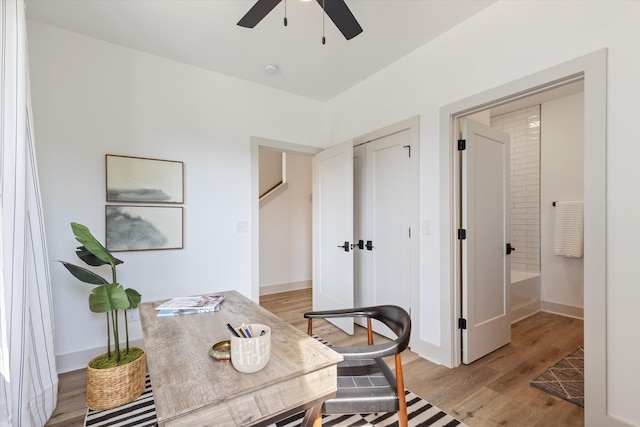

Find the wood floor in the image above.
[{"left": 46, "top": 288, "right": 584, "bottom": 427}]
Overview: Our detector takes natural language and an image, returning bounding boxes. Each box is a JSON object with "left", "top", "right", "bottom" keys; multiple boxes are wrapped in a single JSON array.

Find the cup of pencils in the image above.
[{"left": 228, "top": 323, "right": 271, "bottom": 373}]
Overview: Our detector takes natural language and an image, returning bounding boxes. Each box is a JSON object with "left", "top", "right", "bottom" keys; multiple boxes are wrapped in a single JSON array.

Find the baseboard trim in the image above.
[
  {"left": 56, "top": 338, "right": 145, "bottom": 373},
  {"left": 259, "top": 280, "right": 311, "bottom": 296},
  {"left": 541, "top": 300, "right": 584, "bottom": 320}
]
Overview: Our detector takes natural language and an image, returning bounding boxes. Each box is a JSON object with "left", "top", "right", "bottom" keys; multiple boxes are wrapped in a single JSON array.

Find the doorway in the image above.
[
  {"left": 252, "top": 118, "right": 420, "bottom": 341},
  {"left": 250, "top": 137, "right": 321, "bottom": 300},
  {"left": 457, "top": 81, "right": 585, "bottom": 364},
  {"left": 312, "top": 117, "right": 420, "bottom": 337},
  {"left": 440, "top": 49, "right": 607, "bottom": 423}
]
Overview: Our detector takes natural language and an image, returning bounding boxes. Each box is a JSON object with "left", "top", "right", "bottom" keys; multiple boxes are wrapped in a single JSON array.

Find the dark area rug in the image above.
[{"left": 530, "top": 346, "right": 584, "bottom": 407}]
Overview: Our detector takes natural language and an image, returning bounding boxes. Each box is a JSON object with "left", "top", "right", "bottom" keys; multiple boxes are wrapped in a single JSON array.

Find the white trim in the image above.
[
  {"left": 439, "top": 49, "right": 622, "bottom": 426},
  {"left": 259, "top": 280, "right": 312, "bottom": 296},
  {"left": 540, "top": 301, "right": 584, "bottom": 320}
]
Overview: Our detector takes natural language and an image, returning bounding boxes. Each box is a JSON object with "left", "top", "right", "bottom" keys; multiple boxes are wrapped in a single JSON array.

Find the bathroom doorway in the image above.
[{"left": 461, "top": 80, "right": 585, "bottom": 330}]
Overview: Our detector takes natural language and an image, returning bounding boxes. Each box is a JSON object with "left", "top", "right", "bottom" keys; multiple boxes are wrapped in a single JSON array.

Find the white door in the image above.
[
  {"left": 354, "top": 130, "right": 412, "bottom": 338},
  {"left": 313, "top": 140, "right": 354, "bottom": 334},
  {"left": 461, "top": 118, "right": 511, "bottom": 364}
]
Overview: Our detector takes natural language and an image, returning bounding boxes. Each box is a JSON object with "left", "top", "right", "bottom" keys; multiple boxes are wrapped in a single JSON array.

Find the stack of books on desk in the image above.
[{"left": 156, "top": 294, "right": 224, "bottom": 317}]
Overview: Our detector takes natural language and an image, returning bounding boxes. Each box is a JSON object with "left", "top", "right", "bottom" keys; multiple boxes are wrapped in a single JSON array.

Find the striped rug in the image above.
[
  {"left": 84, "top": 375, "right": 156, "bottom": 427},
  {"left": 274, "top": 389, "right": 467, "bottom": 427},
  {"left": 85, "top": 336, "right": 467, "bottom": 426},
  {"left": 85, "top": 378, "right": 466, "bottom": 427}
]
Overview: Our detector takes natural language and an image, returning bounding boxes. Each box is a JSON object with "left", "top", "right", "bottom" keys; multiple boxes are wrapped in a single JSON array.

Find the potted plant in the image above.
[{"left": 60, "top": 222, "right": 145, "bottom": 410}]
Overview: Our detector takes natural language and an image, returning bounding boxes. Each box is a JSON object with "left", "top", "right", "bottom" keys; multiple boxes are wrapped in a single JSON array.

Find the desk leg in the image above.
[{"left": 301, "top": 405, "right": 323, "bottom": 427}]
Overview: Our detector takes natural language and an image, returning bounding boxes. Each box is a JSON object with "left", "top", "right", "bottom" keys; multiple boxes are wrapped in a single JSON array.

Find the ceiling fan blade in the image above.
[
  {"left": 237, "top": 0, "right": 283, "bottom": 28},
  {"left": 316, "top": 0, "right": 363, "bottom": 40}
]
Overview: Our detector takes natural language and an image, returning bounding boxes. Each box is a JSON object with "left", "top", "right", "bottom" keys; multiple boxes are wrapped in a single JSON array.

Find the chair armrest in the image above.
[
  {"left": 304, "top": 305, "right": 411, "bottom": 357},
  {"left": 304, "top": 307, "right": 381, "bottom": 320}
]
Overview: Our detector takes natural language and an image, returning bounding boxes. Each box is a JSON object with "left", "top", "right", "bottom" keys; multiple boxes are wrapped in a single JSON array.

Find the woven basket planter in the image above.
[{"left": 86, "top": 350, "right": 146, "bottom": 410}]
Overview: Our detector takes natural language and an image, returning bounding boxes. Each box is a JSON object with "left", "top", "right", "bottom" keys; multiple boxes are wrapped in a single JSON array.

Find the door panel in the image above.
[
  {"left": 462, "top": 118, "right": 511, "bottom": 364},
  {"left": 355, "top": 130, "right": 412, "bottom": 338},
  {"left": 313, "top": 140, "right": 354, "bottom": 334}
]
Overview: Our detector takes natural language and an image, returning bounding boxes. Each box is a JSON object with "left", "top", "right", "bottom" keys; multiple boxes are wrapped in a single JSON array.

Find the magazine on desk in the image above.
[{"left": 156, "top": 294, "right": 224, "bottom": 317}]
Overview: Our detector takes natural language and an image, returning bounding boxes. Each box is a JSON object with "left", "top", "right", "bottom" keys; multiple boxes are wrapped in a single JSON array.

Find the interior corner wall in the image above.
[
  {"left": 322, "top": 2, "right": 639, "bottom": 424},
  {"left": 540, "top": 92, "right": 584, "bottom": 311},
  {"left": 259, "top": 153, "right": 312, "bottom": 292},
  {"left": 27, "top": 20, "right": 324, "bottom": 372}
]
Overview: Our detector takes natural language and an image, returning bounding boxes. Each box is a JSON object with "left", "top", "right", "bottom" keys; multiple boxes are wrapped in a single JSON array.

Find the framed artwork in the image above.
[
  {"left": 106, "top": 154, "right": 184, "bottom": 203},
  {"left": 106, "top": 205, "right": 183, "bottom": 251}
]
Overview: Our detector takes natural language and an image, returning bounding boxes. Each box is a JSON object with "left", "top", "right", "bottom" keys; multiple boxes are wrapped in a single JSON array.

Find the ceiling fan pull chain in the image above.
[
  {"left": 322, "top": 0, "right": 326, "bottom": 44},
  {"left": 284, "top": 0, "right": 288, "bottom": 26}
]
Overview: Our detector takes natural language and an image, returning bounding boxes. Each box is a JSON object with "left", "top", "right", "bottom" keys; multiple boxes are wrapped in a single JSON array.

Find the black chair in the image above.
[{"left": 304, "top": 305, "right": 412, "bottom": 427}]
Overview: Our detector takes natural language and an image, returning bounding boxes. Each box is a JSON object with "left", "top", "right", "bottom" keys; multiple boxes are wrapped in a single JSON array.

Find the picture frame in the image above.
[
  {"left": 106, "top": 205, "right": 183, "bottom": 251},
  {"left": 106, "top": 154, "right": 184, "bottom": 204}
]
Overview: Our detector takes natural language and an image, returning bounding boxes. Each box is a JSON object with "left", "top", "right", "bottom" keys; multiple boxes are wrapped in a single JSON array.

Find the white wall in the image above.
[
  {"left": 492, "top": 106, "right": 541, "bottom": 274},
  {"left": 259, "top": 153, "right": 312, "bottom": 293},
  {"left": 27, "top": 21, "right": 324, "bottom": 372},
  {"left": 324, "top": 1, "right": 639, "bottom": 424},
  {"left": 26, "top": 1, "right": 640, "bottom": 424},
  {"left": 541, "top": 92, "right": 584, "bottom": 313}
]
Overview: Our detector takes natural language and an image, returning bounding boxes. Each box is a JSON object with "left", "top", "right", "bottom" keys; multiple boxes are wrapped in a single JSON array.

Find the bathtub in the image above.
[{"left": 511, "top": 270, "right": 541, "bottom": 323}]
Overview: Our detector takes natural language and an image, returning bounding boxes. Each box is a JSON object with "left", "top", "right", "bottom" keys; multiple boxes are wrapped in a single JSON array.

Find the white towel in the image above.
[{"left": 554, "top": 201, "right": 584, "bottom": 258}]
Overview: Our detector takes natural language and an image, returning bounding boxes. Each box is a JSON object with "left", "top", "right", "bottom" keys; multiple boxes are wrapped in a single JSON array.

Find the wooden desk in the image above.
[{"left": 139, "top": 290, "right": 342, "bottom": 426}]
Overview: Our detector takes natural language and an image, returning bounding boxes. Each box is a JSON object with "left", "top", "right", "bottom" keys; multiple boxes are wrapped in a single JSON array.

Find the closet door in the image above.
[{"left": 356, "top": 130, "right": 412, "bottom": 338}]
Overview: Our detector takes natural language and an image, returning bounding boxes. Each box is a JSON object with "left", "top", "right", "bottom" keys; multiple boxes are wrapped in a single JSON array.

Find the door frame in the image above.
[
  {"left": 250, "top": 136, "right": 322, "bottom": 302},
  {"left": 440, "top": 49, "right": 614, "bottom": 425}
]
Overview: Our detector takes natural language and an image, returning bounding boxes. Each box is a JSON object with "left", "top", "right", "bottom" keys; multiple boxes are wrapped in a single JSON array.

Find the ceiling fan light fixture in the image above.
[{"left": 238, "top": 0, "right": 363, "bottom": 41}]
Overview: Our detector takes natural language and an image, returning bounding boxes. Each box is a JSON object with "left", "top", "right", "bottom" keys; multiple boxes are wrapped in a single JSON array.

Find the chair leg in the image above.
[
  {"left": 367, "top": 318, "right": 374, "bottom": 345},
  {"left": 395, "top": 353, "right": 408, "bottom": 427},
  {"left": 313, "top": 410, "right": 322, "bottom": 427},
  {"left": 307, "top": 319, "right": 313, "bottom": 336}
]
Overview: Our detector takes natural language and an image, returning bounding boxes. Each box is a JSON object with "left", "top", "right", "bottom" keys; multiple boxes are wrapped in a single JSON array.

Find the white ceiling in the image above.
[{"left": 25, "top": 0, "right": 496, "bottom": 101}]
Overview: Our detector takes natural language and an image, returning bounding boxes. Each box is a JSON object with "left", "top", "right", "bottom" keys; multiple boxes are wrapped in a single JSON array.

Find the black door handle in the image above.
[
  {"left": 337, "top": 241, "right": 350, "bottom": 252},
  {"left": 506, "top": 243, "right": 515, "bottom": 255},
  {"left": 351, "top": 240, "right": 364, "bottom": 250},
  {"left": 366, "top": 240, "right": 374, "bottom": 251}
]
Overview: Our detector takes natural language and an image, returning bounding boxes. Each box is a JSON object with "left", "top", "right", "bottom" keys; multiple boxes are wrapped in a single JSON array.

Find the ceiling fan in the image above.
[{"left": 237, "top": 0, "right": 363, "bottom": 42}]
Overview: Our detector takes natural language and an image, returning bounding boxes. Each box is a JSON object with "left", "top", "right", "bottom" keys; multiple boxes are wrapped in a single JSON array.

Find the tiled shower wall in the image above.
[{"left": 491, "top": 106, "right": 540, "bottom": 273}]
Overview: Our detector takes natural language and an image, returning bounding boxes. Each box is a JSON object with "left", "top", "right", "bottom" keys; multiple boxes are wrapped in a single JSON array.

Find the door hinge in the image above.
[
  {"left": 458, "top": 318, "right": 467, "bottom": 330},
  {"left": 457, "top": 139, "right": 466, "bottom": 151},
  {"left": 403, "top": 145, "right": 411, "bottom": 157},
  {"left": 457, "top": 229, "right": 466, "bottom": 240},
  {"left": 408, "top": 227, "right": 411, "bottom": 238}
]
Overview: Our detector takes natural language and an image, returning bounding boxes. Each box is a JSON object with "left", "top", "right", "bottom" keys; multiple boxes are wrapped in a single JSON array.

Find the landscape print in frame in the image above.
[
  {"left": 106, "top": 154, "right": 184, "bottom": 203},
  {"left": 106, "top": 206, "right": 183, "bottom": 251}
]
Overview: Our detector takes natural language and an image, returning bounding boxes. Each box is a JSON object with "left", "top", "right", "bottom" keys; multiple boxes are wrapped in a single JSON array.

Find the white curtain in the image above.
[{"left": 0, "top": 0, "right": 59, "bottom": 426}]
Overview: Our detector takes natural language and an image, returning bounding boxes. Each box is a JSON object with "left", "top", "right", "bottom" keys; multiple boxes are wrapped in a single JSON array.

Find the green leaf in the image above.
[
  {"left": 71, "top": 222, "right": 118, "bottom": 266},
  {"left": 76, "top": 245, "right": 123, "bottom": 267},
  {"left": 89, "top": 283, "right": 130, "bottom": 313},
  {"left": 125, "top": 288, "right": 142, "bottom": 309},
  {"left": 59, "top": 261, "right": 109, "bottom": 285}
]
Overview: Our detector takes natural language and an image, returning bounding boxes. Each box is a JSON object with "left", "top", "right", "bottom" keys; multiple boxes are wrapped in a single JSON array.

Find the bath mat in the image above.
[{"left": 530, "top": 346, "right": 584, "bottom": 407}]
